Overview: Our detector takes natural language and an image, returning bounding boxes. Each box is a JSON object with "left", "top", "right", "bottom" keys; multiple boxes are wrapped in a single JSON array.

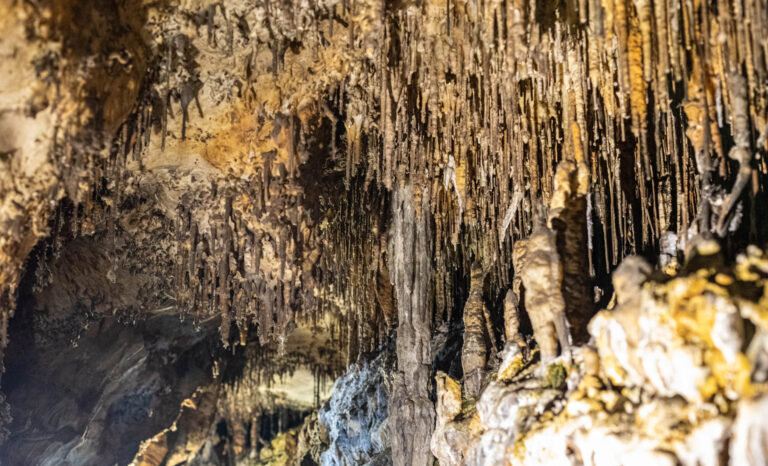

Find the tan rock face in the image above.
[
  {"left": 591, "top": 243, "right": 756, "bottom": 403},
  {"left": 514, "top": 223, "right": 570, "bottom": 363}
]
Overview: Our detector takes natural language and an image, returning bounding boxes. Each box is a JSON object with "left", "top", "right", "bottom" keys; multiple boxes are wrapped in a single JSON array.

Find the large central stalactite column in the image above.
[{"left": 388, "top": 183, "right": 435, "bottom": 466}]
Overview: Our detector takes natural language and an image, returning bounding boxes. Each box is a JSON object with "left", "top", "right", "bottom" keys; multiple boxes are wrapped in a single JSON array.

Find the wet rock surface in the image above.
[{"left": 2, "top": 311, "right": 218, "bottom": 465}]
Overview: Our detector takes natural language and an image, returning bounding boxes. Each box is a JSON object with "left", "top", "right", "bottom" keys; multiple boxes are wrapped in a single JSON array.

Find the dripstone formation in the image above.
[{"left": 2, "top": 0, "right": 768, "bottom": 464}]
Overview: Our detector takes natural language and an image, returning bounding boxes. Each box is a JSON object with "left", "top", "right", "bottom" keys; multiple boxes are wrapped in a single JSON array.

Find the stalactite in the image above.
[{"left": 716, "top": 73, "right": 753, "bottom": 236}]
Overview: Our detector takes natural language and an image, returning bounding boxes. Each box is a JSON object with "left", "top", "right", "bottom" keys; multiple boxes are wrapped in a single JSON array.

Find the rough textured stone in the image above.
[
  {"left": 319, "top": 343, "right": 394, "bottom": 466},
  {"left": 388, "top": 184, "right": 434, "bottom": 466}
]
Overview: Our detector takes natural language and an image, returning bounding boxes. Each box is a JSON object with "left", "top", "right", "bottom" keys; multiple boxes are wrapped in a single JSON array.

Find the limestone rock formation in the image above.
[
  {"left": 318, "top": 341, "right": 393, "bottom": 466},
  {"left": 461, "top": 263, "right": 489, "bottom": 398},
  {"left": 513, "top": 221, "right": 572, "bottom": 364},
  {"left": 434, "top": 244, "right": 768, "bottom": 466},
  {"left": 1, "top": 0, "right": 768, "bottom": 464}
]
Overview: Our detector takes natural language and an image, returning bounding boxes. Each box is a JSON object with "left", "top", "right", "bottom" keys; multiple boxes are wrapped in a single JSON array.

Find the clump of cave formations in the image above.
[{"left": 2, "top": 0, "right": 768, "bottom": 464}]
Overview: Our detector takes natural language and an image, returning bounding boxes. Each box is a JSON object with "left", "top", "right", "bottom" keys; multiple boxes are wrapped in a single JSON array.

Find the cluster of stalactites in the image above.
[
  {"left": 33, "top": 0, "right": 768, "bottom": 358},
  {"left": 30, "top": 96, "right": 160, "bottom": 309},
  {"left": 153, "top": 0, "right": 388, "bottom": 352},
  {"left": 311, "top": 180, "right": 393, "bottom": 363},
  {"left": 164, "top": 0, "right": 768, "bottom": 354},
  {"left": 334, "top": 0, "right": 768, "bottom": 321},
  {"left": 31, "top": 0, "right": 379, "bottom": 353},
  {"left": 172, "top": 171, "right": 315, "bottom": 347}
]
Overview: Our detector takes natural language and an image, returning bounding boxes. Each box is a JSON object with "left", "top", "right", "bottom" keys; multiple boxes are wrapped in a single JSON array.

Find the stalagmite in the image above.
[
  {"left": 503, "top": 289, "right": 525, "bottom": 350},
  {"left": 462, "top": 263, "right": 488, "bottom": 398},
  {"left": 431, "top": 371, "right": 469, "bottom": 465},
  {"left": 549, "top": 160, "right": 593, "bottom": 343},
  {"left": 513, "top": 220, "right": 571, "bottom": 363}
]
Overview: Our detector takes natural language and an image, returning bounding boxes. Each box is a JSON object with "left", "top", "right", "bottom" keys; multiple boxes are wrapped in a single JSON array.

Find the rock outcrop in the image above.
[
  {"left": 319, "top": 342, "right": 394, "bottom": 466},
  {"left": 432, "top": 243, "right": 768, "bottom": 465}
]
